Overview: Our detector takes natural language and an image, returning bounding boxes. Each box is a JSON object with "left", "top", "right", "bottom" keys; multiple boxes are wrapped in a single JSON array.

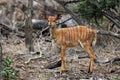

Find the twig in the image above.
[
  {"left": 97, "top": 30, "right": 120, "bottom": 39},
  {"left": 57, "top": 1, "right": 83, "bottom": 25},
  {"left": 25, "top": 54, "right": 43, "bottom": 64},
  {"left": 64, "top": 0, "right": 81, "bottom": 6},
  {"left": 57, "top": 17, "right": 72, "bottom": 25},
  {"left": 44, "top": 60, "right": 61, "bottom": 69},
  {"left": 56, "top": 0, "right": 81, "bottom": 6},
  {"left": 41, "top": 26, "right": 49, "bottom": 34},
  {"left": 0, "top": 22, "right": 12, "bottom": 31}
]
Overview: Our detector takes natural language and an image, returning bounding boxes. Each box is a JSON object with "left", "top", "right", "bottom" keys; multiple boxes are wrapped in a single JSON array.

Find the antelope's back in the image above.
[
  {"left": 77, "top": 26, "right": 96, "bottom": 43},
  {"left": 55, "top": 26, "right": 96, "bottom": 46}
]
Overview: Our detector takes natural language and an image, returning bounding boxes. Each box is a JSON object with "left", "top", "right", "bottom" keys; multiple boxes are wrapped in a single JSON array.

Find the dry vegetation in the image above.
[{"left": 0, "top": 0, "right": 120, "bottom": 80}]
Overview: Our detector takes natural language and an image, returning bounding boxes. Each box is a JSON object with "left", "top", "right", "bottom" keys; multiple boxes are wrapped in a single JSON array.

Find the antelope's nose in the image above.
[{"left": 48, "top": 22, "right": 52, "bottom": 27}]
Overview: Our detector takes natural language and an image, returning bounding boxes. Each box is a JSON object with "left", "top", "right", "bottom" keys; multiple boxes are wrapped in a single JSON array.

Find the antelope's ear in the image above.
[
  {"left": 55, "top": 14, "right": 62, "bottom": 20},
  {"left": 41, "top": 12, "right": 48, "bottom": 19}
]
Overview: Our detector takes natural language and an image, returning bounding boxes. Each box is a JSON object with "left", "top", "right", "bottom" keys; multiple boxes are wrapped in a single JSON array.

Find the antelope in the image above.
[{"left": 47, "top": 14, "right": 97, "bottom": 73}]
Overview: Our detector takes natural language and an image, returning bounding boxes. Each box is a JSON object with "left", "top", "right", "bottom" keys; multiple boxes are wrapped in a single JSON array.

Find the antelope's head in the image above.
[
  {"left": 47, "top": 14, "right": 62, "bottom": 29},
  {"left": 46, "top": 14, "right": 62, "bottom": 38},
  {"left": 48, "top": 16, "right": 57, "bottom": 29}
]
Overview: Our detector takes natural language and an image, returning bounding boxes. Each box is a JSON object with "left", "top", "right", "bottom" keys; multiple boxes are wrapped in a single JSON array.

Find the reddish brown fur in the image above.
[
  {"left": 55, "top": 26, "right": 96, "bottom": 46},
  {"left": 48, "top": 15, "right": 97, "bottom": 73}
]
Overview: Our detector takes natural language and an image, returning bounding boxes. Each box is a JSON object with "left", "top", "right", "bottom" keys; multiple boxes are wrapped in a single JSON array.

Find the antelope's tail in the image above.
[{"left": 92, "top": 30, "right": 97, "bottom": 47}]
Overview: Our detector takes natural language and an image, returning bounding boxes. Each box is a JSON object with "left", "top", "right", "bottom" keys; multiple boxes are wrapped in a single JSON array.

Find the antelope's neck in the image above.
[
  {"left": 51, "top": 28, "right": 56, "bottom": 38},
  {"left": 51, "top": 22, "right": 57, "bottom": 39}
]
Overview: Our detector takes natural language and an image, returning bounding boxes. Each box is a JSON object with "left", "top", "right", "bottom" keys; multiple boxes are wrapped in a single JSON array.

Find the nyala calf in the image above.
[{"left": 47, "top": 14, "right": 97, "bottom": 73}]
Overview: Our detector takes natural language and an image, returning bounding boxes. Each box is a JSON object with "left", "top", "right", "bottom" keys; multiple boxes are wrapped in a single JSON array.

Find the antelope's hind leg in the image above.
[
  {"left": 60, "top": 45, "right": 67, "bottom": 73},
  {"left": 83, "top": 43, "right": 95, "bottom": 73}
]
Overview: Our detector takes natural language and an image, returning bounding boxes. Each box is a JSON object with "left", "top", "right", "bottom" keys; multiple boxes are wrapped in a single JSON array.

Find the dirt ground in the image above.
[
  {"left": 0, "top": 0, "right": 120, "bottom": 80},
  {"left": 1, "top": 34, "right": 120, "bottom": 80}
]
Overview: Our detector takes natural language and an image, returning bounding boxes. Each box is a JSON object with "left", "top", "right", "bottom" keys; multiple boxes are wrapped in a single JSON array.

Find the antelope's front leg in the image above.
[
  {"left": 60, "top": 45, "right": 67, "bottom": 73},
  {"left": 84, "top": 43, "right": 94, "bottom": 73}
]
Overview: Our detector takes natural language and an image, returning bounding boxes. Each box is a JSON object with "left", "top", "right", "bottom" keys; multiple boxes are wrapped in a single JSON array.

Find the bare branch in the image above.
[
  {"left": 0, "top": 22, "right": 12, "bottom": 31},
  {"left": 102, "top": 11, "right": 120, "bottom": 28},
  {"left": 97, "top": 30, "right": 120, "bottom": 39},
  {"left": 56, "top": 0, "right": 81, "bottom": 6},
  {"left": 57, "top": 17, "right": 72, "bottom": 25},
  {"left": 64, "top": 0, "right": 81, "bottom": 6},
  {"left": 57, "top": 3, "right": 82, "bottom": 25},
  {"left": 44, "top": 60, "right": 61, "bottom": 69}
]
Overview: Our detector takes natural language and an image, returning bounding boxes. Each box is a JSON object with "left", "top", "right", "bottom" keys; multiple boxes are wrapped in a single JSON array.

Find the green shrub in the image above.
[
  {"left": 114, "top": 75, "right": 119, "bottom": 80},
  {"left": 1, "top": 56, "right": 19, "bottom": 79}
]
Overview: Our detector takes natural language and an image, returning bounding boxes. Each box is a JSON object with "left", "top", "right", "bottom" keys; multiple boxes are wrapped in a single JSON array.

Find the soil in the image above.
[
  {"left": 0, "top": 0, "right": 120, "bottom": 80},
  {"left": 1, "top": 34, "right": 120, "bottom": 80}
]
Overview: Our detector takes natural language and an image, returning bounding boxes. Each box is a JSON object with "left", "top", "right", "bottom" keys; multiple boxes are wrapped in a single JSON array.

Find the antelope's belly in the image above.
[{"left": 66, "top": 41, "right": 79, "bottom": 47}]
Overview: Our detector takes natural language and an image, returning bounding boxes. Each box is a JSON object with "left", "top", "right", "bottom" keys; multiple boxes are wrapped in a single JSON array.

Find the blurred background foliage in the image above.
[{"left": 77, "top": 0, "right": 119, "bottom": 20}]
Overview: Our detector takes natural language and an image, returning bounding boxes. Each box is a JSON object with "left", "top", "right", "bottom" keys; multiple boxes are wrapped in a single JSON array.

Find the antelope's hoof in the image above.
[
  {"left": 88, "top": 70, "right": 92, "bottom": 74},
  {"left": 60, "top": 68, "right": 68, "bottom": 74}
]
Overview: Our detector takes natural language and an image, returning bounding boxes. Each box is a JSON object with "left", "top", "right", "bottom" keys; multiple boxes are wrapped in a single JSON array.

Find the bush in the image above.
[
  {"left": 77, "top": 0, "right": 119, "bottom": 20},
  {"left": 1, "top": 56, "right": 19, "bottom": 79}
]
